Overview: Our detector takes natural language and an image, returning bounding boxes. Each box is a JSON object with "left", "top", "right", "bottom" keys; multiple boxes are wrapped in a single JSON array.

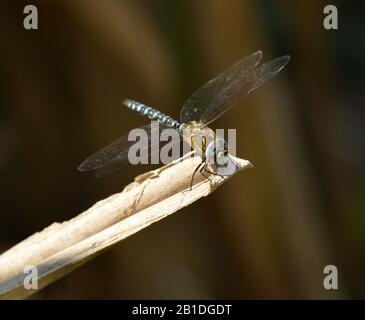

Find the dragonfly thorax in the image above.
[
  {"left": 182, "top": 122, "right": 215, "bottom": 160},
  {"left": 182, "top": 122, "right": 228, "bottom": 166}
]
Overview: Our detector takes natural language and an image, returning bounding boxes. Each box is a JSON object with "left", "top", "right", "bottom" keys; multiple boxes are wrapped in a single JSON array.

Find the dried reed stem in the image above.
[{"left": 0, "top": 153, "right": 252, "bottom": 299}]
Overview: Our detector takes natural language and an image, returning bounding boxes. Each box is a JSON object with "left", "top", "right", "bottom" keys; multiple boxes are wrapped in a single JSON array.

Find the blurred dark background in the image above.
[{"left": 1, "top": 0, "right": 364, "bottom": 299}]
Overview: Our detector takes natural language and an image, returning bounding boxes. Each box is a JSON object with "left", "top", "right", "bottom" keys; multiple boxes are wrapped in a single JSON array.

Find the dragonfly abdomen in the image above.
[{"left": 123, "top": 99, "right": 184, "bottom": 132}]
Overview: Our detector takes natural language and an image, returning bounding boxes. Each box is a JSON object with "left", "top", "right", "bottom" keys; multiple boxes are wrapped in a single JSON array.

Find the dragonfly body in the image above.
[
  {"left": 78, "top": 51, "right": 290, "bottom": 188},
  {"left": 123, "top": 100, "right": 237, "bottom": 189},
  {"left": 124, "top": 99, "right": 185, "bottom": 132},
  {"left": 124, "top": 99, "right": 217, "bottom": 164}
]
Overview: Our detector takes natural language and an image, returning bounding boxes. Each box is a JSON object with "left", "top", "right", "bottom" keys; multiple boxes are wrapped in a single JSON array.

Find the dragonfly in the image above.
[{"left": 78, "top": 51, "right": 290, "bottom": 189}]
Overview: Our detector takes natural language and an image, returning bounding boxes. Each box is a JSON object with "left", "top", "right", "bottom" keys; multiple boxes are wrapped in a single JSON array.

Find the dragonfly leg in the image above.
[
  {"left": 189, "top": 162, "right": 204, "bottom": 191},
  {"left": 199, "top": 163, "right": 214, "bottom": 184}
]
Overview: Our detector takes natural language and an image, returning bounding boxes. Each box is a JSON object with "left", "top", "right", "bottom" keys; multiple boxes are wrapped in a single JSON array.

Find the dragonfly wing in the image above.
[
  {"left": 180, "top": 50, "right": 263, "bottom": 124},
  {"left": 78, "top": 122, "right": 181, "bottom": 177},
  {"left": 78, "top": 124, "right": 152, "bottom": 172},
  {"left": 95, "top": 155, "right": 133, "bottom": 178},
  {"left": 199, "top": 55, "right": 290, "bottom": 125}
]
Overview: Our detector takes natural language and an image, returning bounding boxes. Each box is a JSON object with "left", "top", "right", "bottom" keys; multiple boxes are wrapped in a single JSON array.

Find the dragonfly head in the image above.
[{"left": 205, "top": 138, "right": 229, "bottom": 167}]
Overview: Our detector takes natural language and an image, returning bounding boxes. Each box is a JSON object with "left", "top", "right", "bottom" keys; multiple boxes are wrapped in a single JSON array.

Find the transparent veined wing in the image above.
[
  {"left": 180, "top": 52, "right": 290, "bottom": 126},
  {"left": 180, "top": 50, "right": 263, "bottom": 124},
  {"left": 199, "top": 55, "right": 290, "bottom": 125},
  {"left": 78, "top": 122, "right": 182, "bottom": 177}
]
